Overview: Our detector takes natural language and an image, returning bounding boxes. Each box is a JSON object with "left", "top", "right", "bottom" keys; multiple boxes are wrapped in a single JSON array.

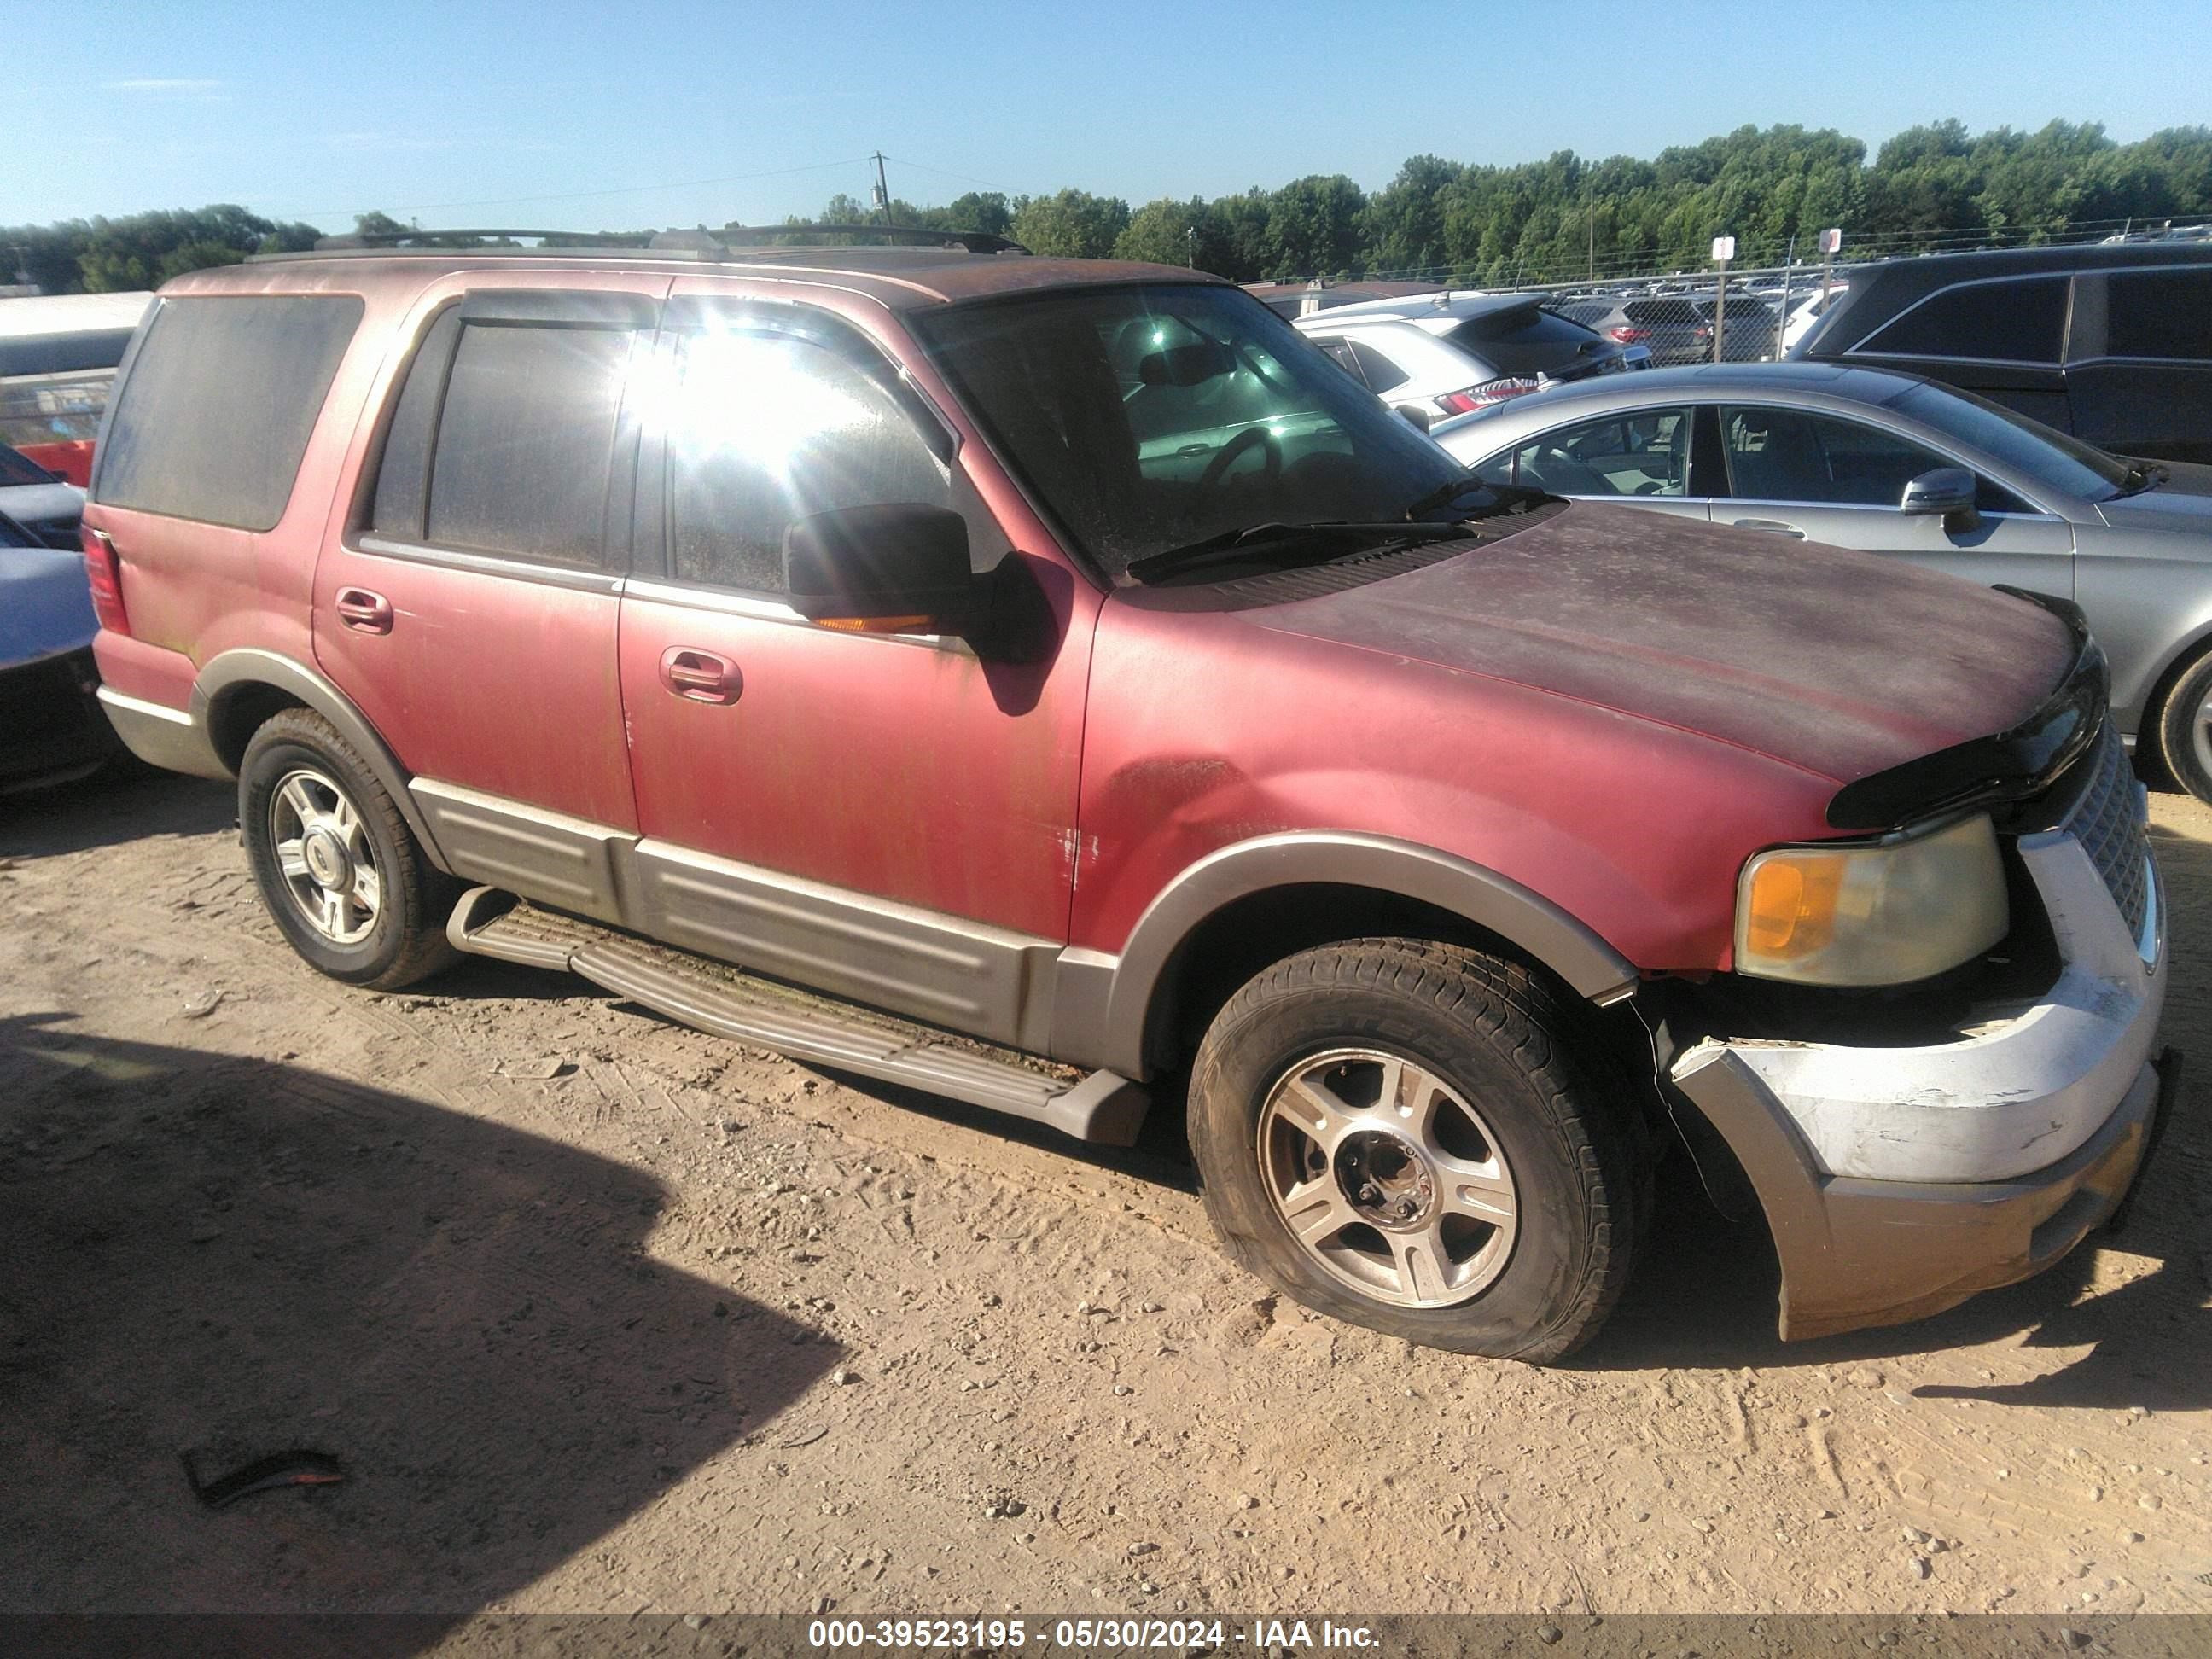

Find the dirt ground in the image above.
[{"left": 3, "top": 765, "right": 2208, "bottom": 1632}]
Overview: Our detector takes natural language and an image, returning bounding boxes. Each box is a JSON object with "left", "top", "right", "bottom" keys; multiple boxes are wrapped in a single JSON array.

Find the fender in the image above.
[
  {"left": 193, "top": 647, "right": 453, "bottom": 874},
  {"left": 1051, "top": 831, "right": 1640, "bottom": 1080}
]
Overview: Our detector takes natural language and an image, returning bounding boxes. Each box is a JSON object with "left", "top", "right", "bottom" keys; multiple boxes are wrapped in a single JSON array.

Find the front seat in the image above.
[{"left": 1726, "top": 409, "right": 1831, "bottom": 500}]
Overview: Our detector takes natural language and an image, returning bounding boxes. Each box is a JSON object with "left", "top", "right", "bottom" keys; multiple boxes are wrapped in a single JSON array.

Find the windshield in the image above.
[
  {"left": 1889, "top": 380, "right": 2132, "bottom": 501},
  {"left": 913, "top": 284, "right": 1468, "bottom": 580}
]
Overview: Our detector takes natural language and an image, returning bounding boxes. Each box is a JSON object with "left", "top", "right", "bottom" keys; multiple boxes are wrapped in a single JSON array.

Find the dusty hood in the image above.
[{"left": 1255, "top": 502, "right": 2076, "bottom": 790}]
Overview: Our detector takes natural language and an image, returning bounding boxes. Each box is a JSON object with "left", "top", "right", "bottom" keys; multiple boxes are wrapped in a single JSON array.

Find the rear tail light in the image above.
[
  {"left": 82, "top": 526, "right": 131, "bottom": 636},
  {"left": 1434, "top": 376, "right": 1542, "bottom": 416},
  {"left": 1607, "top": 326, "right": 1651, "bottom": 343}
]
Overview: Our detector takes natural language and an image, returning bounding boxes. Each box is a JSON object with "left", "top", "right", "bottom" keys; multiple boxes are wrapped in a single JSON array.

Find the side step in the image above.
[{"left": 445, "top": 888, "right": 1149, "bottom": 1146}]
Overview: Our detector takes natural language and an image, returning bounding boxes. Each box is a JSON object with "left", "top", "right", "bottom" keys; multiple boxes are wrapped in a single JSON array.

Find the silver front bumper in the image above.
[{"left": 1668, "top": 784, "right": 2168, "bottom": 1341}]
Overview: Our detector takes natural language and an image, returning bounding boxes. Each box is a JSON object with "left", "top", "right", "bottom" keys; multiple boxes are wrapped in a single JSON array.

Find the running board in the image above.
[{"left": 445, "top": 887, "right": 1149, "bottom": 1146}]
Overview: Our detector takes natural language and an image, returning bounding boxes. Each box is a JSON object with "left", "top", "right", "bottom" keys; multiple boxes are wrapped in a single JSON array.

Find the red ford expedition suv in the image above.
[{"left": 84, "top": 228, "right": 2172, "bottom": 1360}]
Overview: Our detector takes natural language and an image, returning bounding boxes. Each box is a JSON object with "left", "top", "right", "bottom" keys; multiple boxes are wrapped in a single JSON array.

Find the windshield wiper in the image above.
[
  {"left": 2116, "top": 457, "right": 2170, "bottom": 497},
  {"left": 1126, "top": 521, "right": 1458, "bottom": 584},
  {"left": 1401, "top": 477, "right": 1551, "bottom": 520}
]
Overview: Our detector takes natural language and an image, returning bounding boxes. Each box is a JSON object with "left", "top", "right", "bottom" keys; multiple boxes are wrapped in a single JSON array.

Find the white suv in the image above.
[{"left": 1295, "top": 291, "right": 1646, "bottom": 424}]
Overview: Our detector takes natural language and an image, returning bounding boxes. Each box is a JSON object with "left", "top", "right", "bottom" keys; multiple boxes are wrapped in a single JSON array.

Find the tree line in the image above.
[{"left": 9, "top": 119, "right": 2211, "bottom": 296}]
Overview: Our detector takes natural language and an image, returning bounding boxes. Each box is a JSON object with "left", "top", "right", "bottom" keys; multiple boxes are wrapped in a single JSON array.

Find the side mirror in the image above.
[
  {"left": 783, "top": 503, "right": 979, "bottom": 636},
  {"left": 1137, "top": 340, "right": 1234, "bottom": 387},
  {"left": 1395, "top": 404, "right": 1433, "bottom": 434},
  {"left": 1900, "top": 466, "right": 1978, "bottom": 526}
]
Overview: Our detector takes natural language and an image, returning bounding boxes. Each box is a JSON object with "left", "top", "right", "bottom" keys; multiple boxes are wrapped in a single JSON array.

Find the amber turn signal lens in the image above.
[
  {"left": 816, "top": 615, "right": 933, "bottom": 634},
  {"left": 1742, "top": 855, "right": 1843, "bottom": 958}
]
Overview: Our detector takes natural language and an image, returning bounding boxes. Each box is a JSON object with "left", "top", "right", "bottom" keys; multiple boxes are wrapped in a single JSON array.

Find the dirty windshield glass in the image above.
[{"left": 914, "top": 284, "right": 1470, "bottom": 579}]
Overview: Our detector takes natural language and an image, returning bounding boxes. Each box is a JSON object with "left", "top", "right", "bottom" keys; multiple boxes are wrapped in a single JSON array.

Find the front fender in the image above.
[{"left": 1050, "top": 830, "right": 1639, "bottom": 1079}]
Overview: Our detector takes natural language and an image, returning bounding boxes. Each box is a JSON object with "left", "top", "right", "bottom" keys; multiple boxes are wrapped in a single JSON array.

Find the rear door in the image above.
[
  {"left": 2064, "top": 266, "right": 2212, "bottom": 464},
  {"left": 315, "top": 277, "right": 665, "bottom": 920},
  {"left": 1712, "top": 402, "right": 2075, "bottom": 598}
]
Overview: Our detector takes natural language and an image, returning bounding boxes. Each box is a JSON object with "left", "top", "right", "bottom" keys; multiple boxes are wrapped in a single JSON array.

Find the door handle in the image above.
[
  {"left": 1731, "top": 518, "right": 1806, "bottom": 538},
  {"left": 1176, "top": 443, "right": 1212, "bottom": 457},
  {"left": 334, "top": 586, "right": 393, "bottom": 633},
  {"left": 659, "top": 646, "right": 741, "bottom": 705}
]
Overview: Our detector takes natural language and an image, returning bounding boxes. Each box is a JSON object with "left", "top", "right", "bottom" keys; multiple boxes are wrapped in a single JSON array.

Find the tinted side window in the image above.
[
  {"left": 422, "top": 322, "right": 634, "bottom": 565},
  {"left": 2106, "top": 270, "right": 2212, "bottom": 361},
  {"left": 1859, "top": 276, "right": 2068, "bottom": 364},
  {"left": 1509, "top": 407, "right": 1692, "bottom": 497},
  {"left": 666, "top": 329, "right": 950, "bottom": 594},
  {"left": 1349, "top": 340, "right": 1410, "bottom": 393},
  {"left": 1307, "top": 335, "right": 1363, "bottom": 380},
  {"left": 1722, "top": 405, "right": 1949, "bottom": 504},
  {"left": 93, "top": 295, "right": 362, "bottom": 531}
]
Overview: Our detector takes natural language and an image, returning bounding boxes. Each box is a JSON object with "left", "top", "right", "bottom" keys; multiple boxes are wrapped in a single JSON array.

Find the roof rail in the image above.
[{"left": 272, "top": 224, "right": 1030, "bottom": 260}]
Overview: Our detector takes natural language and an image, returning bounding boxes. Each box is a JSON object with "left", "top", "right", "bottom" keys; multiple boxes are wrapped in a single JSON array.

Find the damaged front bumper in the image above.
[{"left": 1669, "top": 798, "right": 2169, "bottom": 1342}]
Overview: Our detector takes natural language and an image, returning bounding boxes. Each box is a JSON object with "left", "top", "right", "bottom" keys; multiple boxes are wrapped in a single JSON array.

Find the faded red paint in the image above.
[{"left": 86, "top": 249, "right": 2079, "bottom": 983}]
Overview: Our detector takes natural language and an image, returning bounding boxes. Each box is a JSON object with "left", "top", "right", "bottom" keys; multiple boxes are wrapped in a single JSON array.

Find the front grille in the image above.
[{"left": 2061, "top": 724, "right": 2151, "bottom": 940}]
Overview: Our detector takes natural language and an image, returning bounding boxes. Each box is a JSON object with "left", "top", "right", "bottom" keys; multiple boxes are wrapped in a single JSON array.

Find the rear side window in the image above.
[
  {"left": 93, "top": 295, "right": 362, "bottom": 531},
  {"left": 428, "top": 323, "right": 633, "bottom": 563},
  {"left": 1349, "top": 340, "right": 1410, "bottom": 393},
  {"left": 1859, "top": 276, "right": 2068, "bottom": 364},
  {"left": 2104, "top": 270, "right": 2212, "bottom": 361},
  {"left": 664, "top": 328, "right": 951, "bottom": 594},
  {"left": 370, "top": 311, "right": 638, "bottom": 567}
]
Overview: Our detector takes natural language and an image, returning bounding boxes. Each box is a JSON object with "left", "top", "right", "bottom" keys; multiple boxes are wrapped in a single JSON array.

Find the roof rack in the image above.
[{"left": 257, "top": 224, "right": 1030, "bottom": 263}]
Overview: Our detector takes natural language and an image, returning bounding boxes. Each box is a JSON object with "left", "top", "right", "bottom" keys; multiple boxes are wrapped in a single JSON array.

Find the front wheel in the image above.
[
  {"left": 2156, "top": 648, "right": 2212, "bottom": 805},
  {"left": 1187, "top": 939, "right": 1642, "bottom": 1361},
  {"left": 239, "top": 708, "right": 460, "bottom": 989}
]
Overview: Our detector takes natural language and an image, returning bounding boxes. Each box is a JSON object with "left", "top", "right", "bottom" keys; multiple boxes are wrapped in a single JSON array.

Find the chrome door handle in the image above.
[
  {"left": 659, "top": 646, "right": 741, "bottom": 705},
  {"left": 335, "top": 586, "right": 393, "bottom": 633},
  {"left": 1732, "top": 518, "right": 1806, "bottom": 538}
]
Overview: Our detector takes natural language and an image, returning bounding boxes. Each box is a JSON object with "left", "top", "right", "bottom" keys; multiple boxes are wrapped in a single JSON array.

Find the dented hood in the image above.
[{"left": 1255, "top": 501, "right": 2077, "bottom": 794}]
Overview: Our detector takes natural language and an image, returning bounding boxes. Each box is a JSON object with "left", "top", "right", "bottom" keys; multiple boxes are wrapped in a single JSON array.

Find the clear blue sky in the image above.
[{"left": 18, "top": 0, "right": 2211, "bottom": 231}]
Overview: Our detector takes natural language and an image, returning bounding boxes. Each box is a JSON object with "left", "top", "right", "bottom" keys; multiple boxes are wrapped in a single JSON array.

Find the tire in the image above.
[
  {"left": 1187, "top": 939, "right": 1642, "bottom": 1362},
  {"left": 239, "top": 708, "right": 460, "bottom": 989},
  {"left": 2155, "top": 648, "right": 2212, "bottom": 805}
]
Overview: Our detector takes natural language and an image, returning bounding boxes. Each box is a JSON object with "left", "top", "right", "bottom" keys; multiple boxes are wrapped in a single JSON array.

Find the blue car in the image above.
[{"left": 1, "top": 506, "right": 115, "bottom": 790}]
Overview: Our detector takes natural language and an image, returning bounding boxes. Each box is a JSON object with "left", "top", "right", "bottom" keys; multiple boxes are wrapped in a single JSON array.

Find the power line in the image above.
[{"left": 877, "top": 154, "right": 1005, "bottom": 193}]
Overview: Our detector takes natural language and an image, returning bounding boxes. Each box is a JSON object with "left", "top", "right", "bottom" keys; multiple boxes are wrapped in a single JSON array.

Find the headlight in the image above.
[{"left": 1734, "top": 813, "right": 2009, "bottom": 987}]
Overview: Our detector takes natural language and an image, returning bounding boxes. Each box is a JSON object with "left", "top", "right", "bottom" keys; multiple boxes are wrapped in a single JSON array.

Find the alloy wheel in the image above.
[
  {"left": 268, "top": 766, "right": 381, "bottom": 946},
  {"left": 1256, "top": 1046, "right": 1519, "bottom": 1308}
]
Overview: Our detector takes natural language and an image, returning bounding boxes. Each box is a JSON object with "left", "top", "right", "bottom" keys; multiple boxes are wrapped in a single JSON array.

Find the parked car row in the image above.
[
  {"left": 72, "top": 225, "right": 2172, "bottom": 1366},
  {"left": 1293, "top": 291, "right": 1649, "bottom": 423}
]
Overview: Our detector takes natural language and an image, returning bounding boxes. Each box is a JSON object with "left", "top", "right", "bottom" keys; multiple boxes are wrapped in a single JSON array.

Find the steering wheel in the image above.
[{"left": 1197, "top": 425, "right": 1283, "bottom": 492}]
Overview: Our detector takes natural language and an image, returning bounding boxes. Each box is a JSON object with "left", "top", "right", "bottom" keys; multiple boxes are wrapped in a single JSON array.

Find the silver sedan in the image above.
[{"left": 1435, "top": 363, "right": 2212, "bottom": 800}]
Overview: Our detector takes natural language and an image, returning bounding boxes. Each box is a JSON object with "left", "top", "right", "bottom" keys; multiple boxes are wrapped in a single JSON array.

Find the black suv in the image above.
[{"left": 1791, "top": 241, "right": 2212, "bottom": 463}]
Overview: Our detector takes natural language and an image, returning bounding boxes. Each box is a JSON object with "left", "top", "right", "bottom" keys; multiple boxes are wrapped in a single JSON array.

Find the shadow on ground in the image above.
[
  {"left": 0, "top": 766, "right": 235, "bottom": 859},
  {"left": 0, "top": 1013, "right": 839, "bottom": 1642}
]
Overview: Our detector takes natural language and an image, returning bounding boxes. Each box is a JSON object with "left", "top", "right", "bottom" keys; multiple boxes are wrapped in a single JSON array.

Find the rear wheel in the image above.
[
  {"left": 1187, "top": 939, "right": 1641, "bottom": 1361},
  {"left": 2155, "top": 648, "right": 2212, "bottom": 805},
  {"left": 240, "top": 709, "right": 459, "bottom": 988}
]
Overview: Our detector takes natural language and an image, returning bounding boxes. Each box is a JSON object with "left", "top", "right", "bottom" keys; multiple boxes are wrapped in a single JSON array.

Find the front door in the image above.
[
  {"left": 1712, "top": 402, "right": 2076, "bottom": 600},
  {"left": 1484, "top": 403, "right": 1714, "bottom": 525},
  {"left": 314, "top": 278, "right": 666, "bottom": 919},
  {"left": 613, "top": 290, "right": 1095, "bottom": 1045}
]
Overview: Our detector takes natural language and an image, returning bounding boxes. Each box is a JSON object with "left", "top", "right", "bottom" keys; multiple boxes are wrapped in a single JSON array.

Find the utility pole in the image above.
[
  {"left": 1186, "top": 224, "right": 1196, "bottom": 269},
  {"left": 1587, "top": 189, "right": 1596, "bottom": 282},
  {"left": 871, "top": 152, "right": 893, "bottom": 227}
]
